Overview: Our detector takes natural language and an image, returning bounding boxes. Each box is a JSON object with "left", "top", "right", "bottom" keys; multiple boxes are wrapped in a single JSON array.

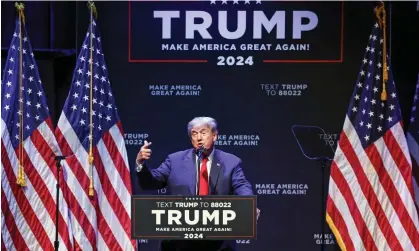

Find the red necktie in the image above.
[{"left": 199, "top": 157, "right": 209, "bottom": 195}]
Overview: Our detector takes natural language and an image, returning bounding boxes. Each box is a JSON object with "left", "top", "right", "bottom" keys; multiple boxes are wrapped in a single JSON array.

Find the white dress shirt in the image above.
[{"left": 136, "top": 148, "right": 215, "bottom": 195}]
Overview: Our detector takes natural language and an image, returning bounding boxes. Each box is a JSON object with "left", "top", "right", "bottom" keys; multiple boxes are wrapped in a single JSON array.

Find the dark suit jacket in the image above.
[{"left": 137, "top": 148, "right": 254, "bottom": 251}]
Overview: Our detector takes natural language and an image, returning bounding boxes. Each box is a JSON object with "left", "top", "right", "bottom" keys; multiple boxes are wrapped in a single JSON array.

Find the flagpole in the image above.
[
  {"left": 15, "top": 2, "right": 26, "bottom": 187},
  {"left": 87, "top": 1, "right": 97, "bottom": 197},
  {"left": 375, "top": 2, "right": 388, "bottom": 101}
]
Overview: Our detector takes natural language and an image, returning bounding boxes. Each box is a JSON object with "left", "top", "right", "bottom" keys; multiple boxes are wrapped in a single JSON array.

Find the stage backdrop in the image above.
[
  {"left": 90, "top": 1, "right": 375, "bottom": 250},
  {"left": 1, "top": 1, "right": 393, "bottom": 250}
]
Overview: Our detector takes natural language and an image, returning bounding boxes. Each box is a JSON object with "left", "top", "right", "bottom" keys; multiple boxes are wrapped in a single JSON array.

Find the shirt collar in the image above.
[{"left": 206, "top": 147, "right": 215, "bottom": 161}]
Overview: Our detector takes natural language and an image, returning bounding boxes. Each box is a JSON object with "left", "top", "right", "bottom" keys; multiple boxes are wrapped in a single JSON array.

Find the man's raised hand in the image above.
[{"left": 137, "top": 140, "right": 152, "bottom": 164}]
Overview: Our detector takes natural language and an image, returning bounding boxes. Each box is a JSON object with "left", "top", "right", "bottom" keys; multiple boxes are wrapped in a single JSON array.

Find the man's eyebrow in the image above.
[{"left": 191, "top": 128, "right": 208, "bottom": 133}]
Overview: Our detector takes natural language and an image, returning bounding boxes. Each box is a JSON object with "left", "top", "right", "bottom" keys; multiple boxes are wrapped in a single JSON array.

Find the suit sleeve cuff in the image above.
[{"left": 136, "top": 160, "right": 144, "bottom": 172}]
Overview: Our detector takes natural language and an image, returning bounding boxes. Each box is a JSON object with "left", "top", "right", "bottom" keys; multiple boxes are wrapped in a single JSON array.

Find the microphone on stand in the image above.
[
  {"left": 48, "top": 132, "right": 88, "bottom": 251},
  {"left": 48, "top": 150, "right": 74, "bottom": 251},
  {"left": 52, "top": 154, "right": 67, "bottom": 251}
]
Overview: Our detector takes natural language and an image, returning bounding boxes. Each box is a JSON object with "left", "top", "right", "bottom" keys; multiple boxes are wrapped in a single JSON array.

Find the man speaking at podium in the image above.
[{"left": 136, "top": 116, "right": 257, "bottom": 251}]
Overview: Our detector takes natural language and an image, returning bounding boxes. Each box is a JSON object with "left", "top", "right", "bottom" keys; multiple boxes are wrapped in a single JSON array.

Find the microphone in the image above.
[
  {"left": 196, "top": 145, "right": 205, "bottom": 160},
  {"left": 49, "top": 154, "right": 70, "bottom": 160}
]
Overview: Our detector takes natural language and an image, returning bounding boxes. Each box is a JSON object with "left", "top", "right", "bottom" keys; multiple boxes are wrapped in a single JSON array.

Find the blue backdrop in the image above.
[{"left": 99, "top": 2, "right": 360, "bottom": 250}]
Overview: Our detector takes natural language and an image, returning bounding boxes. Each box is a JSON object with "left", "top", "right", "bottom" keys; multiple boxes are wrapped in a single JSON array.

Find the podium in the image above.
[{"left": 131, "top": 195, "right": 257, "bottom": 240}]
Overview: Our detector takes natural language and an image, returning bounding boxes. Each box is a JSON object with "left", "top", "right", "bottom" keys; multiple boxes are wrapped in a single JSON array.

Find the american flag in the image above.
[
  {"left": 1, "top": 16, "right": 74, "bottom": 250},
  {"left": 55, "top": 12, "right": 136, "bottom": 251},
  {"left": 325, "top": 21, "right": 419, "bottom": 250},
  {"left": 407, "top": 74, "right": 419, "bottom": 211}
]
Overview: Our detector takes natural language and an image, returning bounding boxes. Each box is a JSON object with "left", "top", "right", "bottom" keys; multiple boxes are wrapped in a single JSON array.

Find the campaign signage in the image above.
[
  {"left": 131, "top": 195, "right": 257, "bottom": 240},
  {"left": 128, "top": 0, "right": 344, "bottom": 64}
]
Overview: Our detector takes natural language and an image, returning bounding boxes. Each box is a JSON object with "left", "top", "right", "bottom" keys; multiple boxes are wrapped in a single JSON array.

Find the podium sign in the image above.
[{"left": 131, "top": 195, "right": 257, "bottom": 240}]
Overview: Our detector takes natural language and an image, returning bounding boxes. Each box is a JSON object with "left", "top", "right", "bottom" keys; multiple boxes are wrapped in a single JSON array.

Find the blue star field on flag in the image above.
[
  {"left": 60, "top": 17, "right": 120, "bottom": 152},
  {"left": 346, "top": 22, "right": 401, "bottom": 148},
  {"left": 1, "top": 18, "right": 50, "bottom": 149}
]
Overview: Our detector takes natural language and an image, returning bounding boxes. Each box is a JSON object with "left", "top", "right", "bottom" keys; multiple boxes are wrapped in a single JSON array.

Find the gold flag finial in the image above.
[
  {"left": 15, "top": 2, "right": 25, "bottom": 24},
  {"left": 375, "top": 2, "right": 388, "bottom": 101},
  {"left": 87, "top": 1, "right": 98, "bottom": 19}
]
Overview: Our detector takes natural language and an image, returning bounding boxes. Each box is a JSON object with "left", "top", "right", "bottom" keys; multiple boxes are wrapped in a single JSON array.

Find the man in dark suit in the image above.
[{"left": 136, "top": 116, "right": 259, "bottom": 251}]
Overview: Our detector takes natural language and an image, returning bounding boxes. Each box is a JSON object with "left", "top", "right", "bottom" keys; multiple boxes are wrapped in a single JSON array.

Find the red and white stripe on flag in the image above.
[
  {"left": 55, "top": 115, "right": 136, "bottom": 251},
  {"left": 326, "top": 118, "right": 419, "bottom": 251},
  {"left": 406, "top": 132, "right": 419, "bottom": 211},
  {"left": 1, "top": 119, "right": 74, "bottom": 251}
]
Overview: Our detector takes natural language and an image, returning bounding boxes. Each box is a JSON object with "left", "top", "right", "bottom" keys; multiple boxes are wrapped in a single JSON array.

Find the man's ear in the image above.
[{"left": 213, "top": 133, "right": 217, "bottom": 141}]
